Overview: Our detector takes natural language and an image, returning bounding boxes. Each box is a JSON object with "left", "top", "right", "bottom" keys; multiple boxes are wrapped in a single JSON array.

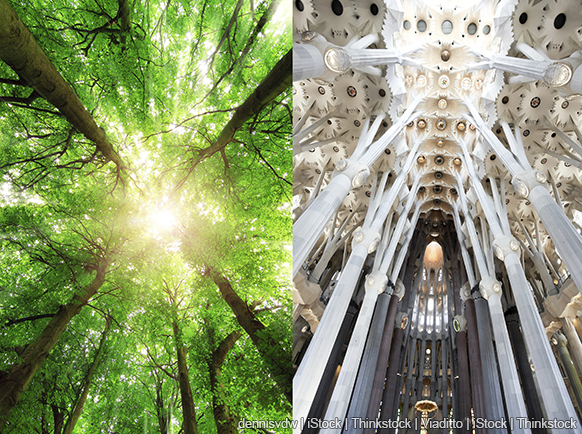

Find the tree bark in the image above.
[
  {"left": 172, "top": 320, "right": 199, "bottom": 434},
  {"left": 62, "top": 317, "right": 111, "bottom": 434},
  {"left": 207, "top": 267, "right": 292, "bottom": 403},
  {"left": 0, "top": 260, "right": 109, "bottom": 431},
  {"left": 209, "top": 330, "right": 242, "bottom": 434},
  {"left": 51, "top": 404, "right": 65, "bottom": 434},
  {"left": 117, "top": 0, "right": 130, "bottom": 45},
  {"left": 195, "top": 48, "right": 291, "bottom": 163},
  {"left": 155, "top": 381, "right": 169, "bottom": 434},
  {"left": 0, "top": 0, "right": 124, "bottom": 169}
]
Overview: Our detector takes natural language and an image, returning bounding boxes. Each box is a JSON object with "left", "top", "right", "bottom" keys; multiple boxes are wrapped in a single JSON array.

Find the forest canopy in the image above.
[{"left": 0, "top": 0, "right": 292, "bottom": 432}]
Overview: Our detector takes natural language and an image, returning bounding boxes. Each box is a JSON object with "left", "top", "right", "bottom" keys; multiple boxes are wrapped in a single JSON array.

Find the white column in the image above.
[
  {"left": 293, "top": 43, "right": 326, "bottom": 81},
  {"left": 293, "top": 160, "right": 366, "bottom": 277},
  {"left": 320, "top": 273, "right": 387, "bottom": 433},
  {"left": 561, "top": 317, "right": 582, "bottom": 377},
  {"left": 479, "top": 277, "right": 531, "bottom": 433},
  {"left": 527, "top": 182, "right": 582, "bottom": 297},
  {"left": 294, "top": 230, "right": 379, "bottom": 429},
  {"left": 499, "top": 245, "right": 581, "bottom": 432}
]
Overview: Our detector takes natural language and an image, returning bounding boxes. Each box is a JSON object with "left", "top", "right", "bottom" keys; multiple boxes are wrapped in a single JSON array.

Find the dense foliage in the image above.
[{"left": 0, "top": 0, "right": 291, "bottom": 432}]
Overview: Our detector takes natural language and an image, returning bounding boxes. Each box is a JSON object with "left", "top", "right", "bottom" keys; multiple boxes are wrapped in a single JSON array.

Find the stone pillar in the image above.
[
  {"left": 497, "top": 240, "right": 581, "bottom": 432},
  {"left": 345, "top": 283, "right": 398, "bottom": 434},
  {"left": 321, "top": 272, "right": 388, "bottom": 433},
  {"left": 453, "top": 315, "right": 472, "bottom": 432},
  {"left": 461, "top": 285, "right": 487, "bottom": 434},
  {"left": 554, "top": 331, "right": 582, "bottom": 411},
  {"left": 294, "top": 230, "right": 379, "bottom": 425},
  {"left": 399, "top": 330, "right": 417, "bottom": 429},
  {"left": 472, "top": 286, "right": 506, "bottom": 428},
  {"left": 573, "top": 318, "right": 582, "bottom": 341},
  {"left": 293, "top": 43, "right": 325, "bottom": 81},
  {"left": 515, "top": 172, "right": 582, "bottom": 301},
  {"left": 480, "top": 277, "right": 532, "bottom": 434},
  {"left": 415, "top": 336, "right": 428, "bottom": 401},
  {"left": 561, "top": 317, "right": 582, "bottom": 377},
  {"left": 303, "top": 301, "right": 359, "bottom": 433},
  {"left": 362, "top": 290, "right": 402, "bottom": 429},
  {"left": 505, "top": 306, "right": 546, "bottom": 434},
  {"left": 294, "top": 159, "right": 369, "bottom": 277},
  {"left": 376, "top": 315, "right": 406, "bottom": 434}
]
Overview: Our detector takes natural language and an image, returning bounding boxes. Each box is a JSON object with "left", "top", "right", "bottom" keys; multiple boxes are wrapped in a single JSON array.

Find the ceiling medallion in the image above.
[
  {"left": 434, "top": 155, "right": 445, "bottom": 165},
  {"left": 457, "top": 122, "right": 466, "bottom": 131},
  {"left": 438, "top": 75, "right": 450, "bottom": 89},
  {"left": 530, "top": 97, "right": 541, "bottom": 108},
  {"left": 417, "top": 119, "right": 427, "bottom": 129},
  {"left": 436, "top": 139, "right": 445, "bottom": 147},
  {"left": 441, "top": 50, "right": 451, "bottom": 62},
  {"left": 434, "top": 171, "right": 443, "bottom": 179},
  {"left": 347, "top": 86, "right": 357, "bottom": 97},
  {"left": 417, "top": 75, "right": 427, "bottom": 87},
  {"left": 475, "top": 79, "right": 483, "bottom": 89},
  {"left": 433, "top": 185, "right": 442, "bottom": 194},
  {"left": 436, "top": 119, "right": 447, "bottom": 130},
  {"left": 438, "top": 99, "right": 447, "bottom": 109},
  {"left": 453, "top": 157, "right": 462, "bottom": 166},
  {"left": 461, "top": 78, "right": 471, "bottom": 90},
  {"left": 417, "top": 155, "right": 427, "bottom": 164}
]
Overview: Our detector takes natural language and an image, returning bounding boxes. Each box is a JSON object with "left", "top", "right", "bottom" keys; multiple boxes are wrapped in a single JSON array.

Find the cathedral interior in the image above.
[{"left": 292, "top": 0, "right": 582, "bottom": 432}]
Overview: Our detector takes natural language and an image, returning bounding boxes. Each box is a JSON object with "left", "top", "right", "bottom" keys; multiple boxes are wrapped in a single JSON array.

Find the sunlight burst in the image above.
[{"left": 151, "top": 209, "right": 176, "bottom": 230}]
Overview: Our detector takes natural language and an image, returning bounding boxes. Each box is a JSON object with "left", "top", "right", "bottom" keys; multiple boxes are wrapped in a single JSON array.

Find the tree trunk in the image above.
[
  {"left": 0, "top": 0, "right": 124, "bottom": 169},
  {"left": 196, "top": 48, "right": 291, "bottom": 163},
  {"left": 117, "top": 0, "right": 130, "bottom": 45},
  {"left": 0, "top": 261, "right": 109, "bottom": 431},
  {"left": 51, "top": 404, "right": 65, "bottom": 434},
  {"left": 62, "top": 317, "right": 111, "bottom": 434},
  {"left": 209, "top": 330, "right": 242, "bottom": 434},
  {"left": 207, "top": 267, "right": 292, "bottom": 403},
  {"left": 172, "top": 320, "right": 198, "bottom": 434},
  {"left": 155, "top": 382, "right": 169, "bottom": 434}
]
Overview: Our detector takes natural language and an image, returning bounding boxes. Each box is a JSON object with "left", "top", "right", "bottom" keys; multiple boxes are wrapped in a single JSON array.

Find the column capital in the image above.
[
  {"left": 553, "top": 330, "right": 568, "bottom": 348},
  {"left": 396, "top": 312, "right": 409, "bottom": 330},
  {"left": 512, "top": 169, "right": 547, "bottom": 199},
  {"left": 394, "top": 278, "right": 405, "bottom": 300},
  {"left": 460, "top": 281, "right": 472, "bottom": 302},
  {"left": 333, "top": 159, "right": 370, "bottom": 188},
  {"left": 352, "top": 227, "right": 381, "bottom": 253},
  {"left": 453, "top": 315, "right": 467, "bottom": 333},
  {"left": 492, "top": 235, "right": 521, "bottom": 261},
  {"left": 365, "top": 271, "right": 389, "bottom": 295},
  {"left": 479, "top": 276, "right": 502, "bottom": 300}
]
